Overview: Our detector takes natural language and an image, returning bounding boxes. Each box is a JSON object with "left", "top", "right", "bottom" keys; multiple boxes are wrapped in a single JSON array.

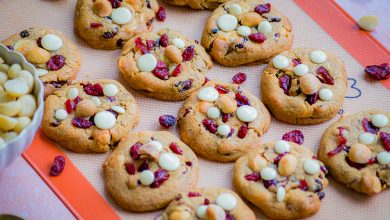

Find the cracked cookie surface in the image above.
[{"left": 163, "top": 0, "right": 227, "bottom": 10}]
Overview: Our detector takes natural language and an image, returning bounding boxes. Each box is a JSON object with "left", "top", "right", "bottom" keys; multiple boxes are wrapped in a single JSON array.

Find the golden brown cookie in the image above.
[
  {"left": 261, "top": 48, "right": 347, "bottom": 125},
  {"left": 177, "top": 80, "right": 271, "bottom": 162},
  {"left": 163, "top": 0, "right": 227, "bottom": 10},
  {"left": 318, "top": 110, "right": 390, "bottom": 195},
  {"left": 42, "top": 79, "right": 139, "bottom": 153},
  {"left": 74, "top": 0, "right": 159, "bottom": 50},
  {"left": 162, "top": 188, "right": 256, "bottom": 220},
  {"left": 201, "top": 0, "right": 293, "bottom": 66},
  {"left": 103, "top": 131, "right": 199, "bottom": 211},
  {"left": 118, "top": 28, "right": 213, "bottom": 101},
  {"left": 234, "top": 141, "right": 329, "bottom": 219}
]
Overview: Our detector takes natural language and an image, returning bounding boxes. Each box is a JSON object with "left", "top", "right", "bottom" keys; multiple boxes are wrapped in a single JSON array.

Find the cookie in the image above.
[
  {"left": 261, "top": 48, "right": 347, "bottom": 125},
  {"left": 2, "top": 27, "right": 81, "bottom": 96},
  {"left": 162, "top": 188, "right": 256, "bottom": 220},
  {"left": 103, "top": 131, "right": 199, "bottom": 211},
  {"left": 74, "top": 0, "right": 159, "bottom": 50},
  {"left": 163, "top": 0, "right": 228, "bottom": 10},
  {"left": 201, "top": 0, "right": 293, "bottom": 66},
  {"left": 234, "top": 141, "right": 329, "bottom": 219},
  {"left": 318, "top": 110, "right": 390, "bottom": 195},
  {"left": 177, "top": 80, "right": 271, "bottom": 162},
  {"left": 118, "top": 28, "right": 213, "bottom": 101},
  {"left": 42, "top": 79, "right": 139, "bottom": 153}
]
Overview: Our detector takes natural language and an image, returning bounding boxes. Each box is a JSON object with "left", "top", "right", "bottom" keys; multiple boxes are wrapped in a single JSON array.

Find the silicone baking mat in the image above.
[{"left": 1, "top": 0, "right": 389, "bottom": 219}]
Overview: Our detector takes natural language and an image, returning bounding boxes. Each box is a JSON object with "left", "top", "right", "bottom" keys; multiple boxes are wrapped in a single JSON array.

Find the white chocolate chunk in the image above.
[
  {"left": 158, "top": 152, "right": 180, "bottom": 171},
  {"left": 8, "top": 63, "right": 22, "bottom": 78},
  {"left": 139, "top": 170, "right": 155, "bottom": 185},
  {"left": 111, "top": 7, "right": 132, "bottom": 25},
  {"left": 274, "top": 140, "right": 290, "bottom": 154},
  {"left": 111, "top": 105, "right": 125, "bottom": 114},
  {"left": 0, "top": 93, "right": 16, "bottom": 103},
  {"left": 257, "top": 20, "right": 273, "bottom": 34},
  {"left": 229, "top": 3, "right": 241, "bottom": 16},
  {"left": 377, "top": 151, "right": 390, "bottom": 165},
  {"left": 0, "top": 101, "right": 21, "bottom": 116},
  {"left": 293, "top": 64, "right": 309, "bottom": 76},
  {"left": 103, "top": 84, "right": 119, "bottom": 97},
  {"left": 310, "top": 50, "right": 327, "bottom": 64},
  {"left": 217, "top": 14, "right": 238, "bottom": 32},
  {"left": 94, "top": 111, "right": 116, "bottom": 129},
  {"left": 15, "top": 70, "right": 34, "bottom": 93},
  {"left": 17, "top": 94, "right": 36, "bottom": 117},
  {"left": 67, "top": 88, "right": 79, "bottom": 100},
  {"left": 236, "top": 105, "right": 258, "bottom": 122},
  {"left": 319, "top": 88, "right": 333, "bottom": 101},
  {"left": 142, "top": 140, "right": 163, "bottom": 153},
  {"left": 217, "top": 124, "right": 231, "bottom": 136},
  {"left": 0, "top": 131, "right": 18, "bottom": 141},
  {"left": 207, "top": 106, "right": 221, "bottom": 119},
  {"left": 216, "top": 193, "right": 237, "bottom": 211},
  {"left": 358, "top": 15, "right": 379, "bottom": 32},
  {"left": 237, "top": 26, "right": 251, "bottom": 37},
  {"left": 172, "top": 38, "right": 185, "bottom": 49},
  {"left": 137, "top": 53, "right": 157, "bottom": 72},
  {"left": 359, "top": 132, "right": 375, "bottom": 145},
  {"left": 0, "top": 57, "right": 4, "bottom": 64},
  {"left": 303, "top": 159, "right": 320, "bottom": 175},
  {"left": 198, "top": 87, "right": 219, "bottom": 102},
  {"left": 196, "top": 205, "right": 208, "bottom": 219},
  {"left": 4, "top": 77, "right": 29, "bottom": 97},
  {"left": 0, "top": 114, "right": 18, "bottom": 131},
  {"left": 41, "top": 34, "right": 63, "bottom": 51},
  {"left": 272, "top": 55, "right": 289, "bottom": 69},
  {"left": 276, "top": 186, "right": 286, "bottom": 202},
  {"left": 0, "top": 72, "right": 8, "bottom": 85},
  {"left": 261, "top": 167, "right": 277, "bottom": 180},
  {"left": 14, "top": 116, "right": 31, "bottom": 133},
  {"left": 0, "top": 64, "right": 10, "bottom": 73},
  {"left": 55, "top": 109, "right": 68, "bottom": 121},
  {"left": 36, "top": 68, "right": 49, "bottom": 77},
  {"left": 372, "top": 114, "right": 388, "bottom": 128}
]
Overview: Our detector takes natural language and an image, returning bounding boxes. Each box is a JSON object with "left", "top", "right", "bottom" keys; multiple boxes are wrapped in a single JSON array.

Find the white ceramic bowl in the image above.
[{"left": 0, "top": 44, "right": 44, "bottom": 170}]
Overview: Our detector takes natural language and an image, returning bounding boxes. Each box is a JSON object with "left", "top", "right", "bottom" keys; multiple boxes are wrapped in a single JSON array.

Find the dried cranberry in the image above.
[
  {"left": 263, "top": 179, "right": 278, "bottom": 188},
  {"left": 292, "top": 58, "right": 301, "bottom": 66},
  {"left": 222, "top": 113, "right": 232, "bottom": 123},
  {"left": 365, "top": 63, "right": 390, "bottom": 80},
  {"left": 90, "top": 22, "right": 103, "bottom": 28},
  {"left": 20, "top": 30, "right": 29, "bottom": 38},
  {"left": 138, "top": 159, "right": 149, "bottom": 172},
  {"left": 130, "top": 142, "right": 142, "bottom": 159},
  {"left": 102, "top": 31, "right": 117, "bottom": 39},
  {"left": 159, "top": 115, "right": 176, "bottom": 128},
  {"left": 72, "top": 117, "right": 93, "bottom": 128},
  {"left": 202, "top": 119, "right": 218, "bottom": 133},
  {"left": 274, "top": 152, "right": 287, "bottom": 165},
  {"left": 65, "top": 96, "right": 81, "bottom": 114},
  {"left": 185, "top": 161, "right": 192, "bottom": 166},
  {"left": 202, "top": 77, "right": 210, "bottom": 86},
  {"left": 204, "top": 198, "right": 210, "bottom": 205},
  {"left": 282, "top": 130, "right": 304, "bottom": 145},
  {"left": 152, "top": 61, "right": 169, "bottom": 80},
  {"left": 107, "top": 109, "right": 119, "bottom": 118},
  {"left": 317, "top": 66, "right": 334, "bottom": 85},
  {"left": 226, "top": 212, "right": 235, "bottom": 220},
  {"left": 232, "top": 72, "right": 247, "bottom": 84},
  {"left": 125, "top": 163, "right": 136, "bottom": 175},
  {"left": 169, "top": 142, "right": 183, "bottom": 155},
  {"left": 305, "top": 92, "right": 319, "bottom": 105},
  {"left": 172, "top": 64, "right": 182, "bottom": 77},
  {"left": 244, "top": 172, "right": 261, "bottom": 181},
  {"left": 50, "top": 156, "right": 65, "bottom": 176},
  {"left": 188, "top": 192, "right": 201, "bottom": 197},
  {"left": 156, "top": 6, "right": 166, "bottom": 21},
  {"left": 279, "top": 75, "right": 291, "bottom": 95},
  {"left": 37, "top": 37, "right": 43, "bottom": 48},
  {"left": 268, "top": 17, "right": 281, "bottom": 22},
  {"left": 299, "top": 179, "right": 309, "bottom": 191},
  {"left": 237, "top": 124, "right": 248, "bottom": 139},
  {"left": 182, "top": 46, "right": 195, "bottom": 62},
  {"left": 150, "top": 169, "right": 169, "bottom": 188},
  {"left": 175, "top": 80, "right": 193, "bottom": 92},
  {"left": 327, "top": 144, "right": 345, "bottom": 157},
  {"left": 235, "top": 92, "right": 251, "bottom": 106},
  {"left": 83, "top": 83, "right": 104, "bottom": 96},
  {"left": 317, "top": 191, "right": 325, "bottom": 200},
  {"left": 116, "top": 39, "right": 123, "bottom": 47},
  {"left": 146, "top": 40, "right": 156, "bottom": 50},
  {"left": 108, "top": 0, "right": 122, "bottom": 8},
  {"left": 248, "top": 33, "right": 267, "bottom": 44},
  {"left": 215, "top": 85, "right": 229, "bottom": 94},
  {"left": 337, "top": 127, "right": 347, "bottom": 145},
  {"left": 320, "top": 166, "right": 328, "bottom": 174},
  {"left": 368, "top": 157, "right": 377, "bottom": 164},
  {"left": 346, "top": 157, "right": 366, "bottom": 170},
  {"left": 135, "top": 37, "right": 149, "bottom": 54},
  {"left": 107, "top": 96, "right": 116, "bottom": 102},
  {"left": 159, "top": 34, "right": 169, "bottom": 47},
  {"left": 254, "top": 3, "right": 271, "bottom": 15},
  {"left": 227, "top": 128, "right": 234, "bottom": 138},
  {"left": 362, "top": 118, "right": 379, "bottom": 134},
  {"left": 380, "top": 132, "right": 390, "bottom": 151},
  {"left": 47, "top": 55, "right": 65, "bottom": 71}
]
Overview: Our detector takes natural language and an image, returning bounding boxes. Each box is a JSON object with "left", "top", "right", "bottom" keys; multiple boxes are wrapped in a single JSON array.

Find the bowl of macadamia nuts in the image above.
[{"left": 0, "top": 44, "right": 44, "bottom": 169}]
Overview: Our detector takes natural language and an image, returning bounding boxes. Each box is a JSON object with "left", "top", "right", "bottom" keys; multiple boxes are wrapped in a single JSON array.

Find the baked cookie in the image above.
[
  {"left": 234, "top": 141, "right": 329, "bottom": 219},
  {"left": 42, "top": 79, "right": 139, "bottom": 153},
  {"left": 74, "top": 0, "right": 159, "bottom": 50},
  {"left": 177, "top": 80, "right": 271, "bottom": 162},
  {"left": 318, "top": 110, "right": 390, "bottom": 195},
  {"left": 201, "top": 0, "right": 293, "bottom": 66},
  {"left": 103, "top": 131, "right": 199, "bottom": 211},
  {"left": 162, "top": 188, "right": 256, "bottom": 220},
  {"left": 163, "top": 0, "right": 227, "bottom": 10},
  {"left": 2, "top": 27, "right": 81, "bottom": 96},
  {"left": 118, "top": 29, "right": 213, "bottom": 101},
  {"left": 261, "top": 48, "right": 347, "bottom": 125}
]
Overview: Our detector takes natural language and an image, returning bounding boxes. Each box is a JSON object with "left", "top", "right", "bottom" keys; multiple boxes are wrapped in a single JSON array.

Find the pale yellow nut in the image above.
[
  {"left": 8, "top": 63, "right": 22, "bottom": 78},
  {"left": 241, "top": 12, "right": 263, "bottom": 27},
  {"left": 75, "top": 99, "right": 97, "bottom": 117},
  {"left": 215, "top": 94, "right": 237, "bottom": 114},
  {"left": 0, "top": 72, "right": 8, "bottom": 85},
  {"left": 25, "top": 47, "right": 51, "bottom": 64},
  {"left": 248, "top": 153, "right": 268, "bottom": 172},
  {"left": 17, "top": 94, "right": 36, "bottom": 117},
  {"left": 348, "top": 143, "right": 372, "bottom": 164},
  {"left": 0, "top": 93, "right": 16, "bottom": 103},
  {"left": 118, "top": 55, "right": 138, "bottom": 74},
  {"left": 125, "top": 0, "right": 141, "bottom": 11},
  {"left": 13, "top": 70, "right": 34, "bottom": 93},
  {"left": 92, "top": 128, "right": 111, "bottom": 146},
  {"left": 278, "top": 154, "right": 298, "bottom": 176},
  {"left": 299, "top": 74, "right": 322, "bottom": 95},
  {"left": 14, "top": 116, "right": 31, "bottom": 133},
  {"left": 0, "top": 114, "right": 18, "bottom": 131},
  {"left": 93, "top": 0, "right": 113, "bottom": 17},
  {"left": 197, "top": 101, "right": 214, "bottom": 115},
  {"left": 127, "top": 175, "right": 138, "bottom": 189},
  {"left": 358, "top": 15, "right": 379, "bottom": 32},
  {"left": 361, "top": 172, "right": 382, "bottom": 195},
  {"left": 0, "top": 131, "right": 18, "bottom": 141},
  {"left": 13, "top": 39, "right": 37, "bottom": 55},
  {"left": 206, "top": 204, "right": 226, "bottom": 220},
  {"left": 169, "top": 210, "right": 192, "bottom": 220},
  {"left": 165, "top": 45, "right": 183, "bottom": 64},
  {"left": 4, "top": 77, "right": 29, "bottom": 97},
  {"left": 0, "top": 64, "right": 10, "bottom": 73},
  {"left": 0, "top": 101, "right": 22, "bottom": 116}
]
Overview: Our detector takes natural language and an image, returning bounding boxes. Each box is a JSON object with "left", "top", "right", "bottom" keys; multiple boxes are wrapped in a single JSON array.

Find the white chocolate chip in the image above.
[
  {"left": 111, "top": 105, "right": 125, "bottom": 114},
  {"left": 143, "top": 141, "right": 163, "bottom": 152},
  {"left": 17, "top": 94, "right": 36, "bottom": 117},
  {"left": 139, "top": 170, "right": 155, "bottom": 185},
  {"left": 8, "top": 63, "right": 22, "bottom": 78},
  {"left": 196, "top": 205, "right": 208, "bottom": 219},
  {"left": 36, "top": 68, "right": 49, "bottom": 77},
  {"left": 14, "top": 116, "right": 32, "bottom": 133},
  {"left": 137, "top": 53, "right": 157, "bottom": 72},
  {"left": 0, "top": 64, "right": 10, "bottom": 73},
  {"left": 237, "top": 26, "right": 251, "bottom": 37},
  {"left": 94, "top": 111, "right": 116, "bottom": 129},
  {"left": 0, "top": 101, "right": 21, "bottom": 116},
  {"left": 67, "top": 88, "right": 79, "bottom": 100},
  {"left": 16, "top": 70, "right": 33, "bottom": 93},
  {"left": 90, "top": 96, "right": 101, "bottom": 106},
  {"left": 0, "top": 72, "right": 8, "bottom": 85},
  {"left": 172, "top": 38, "right": 185, "bottom": 49},
  {"left": 276, "top": 186, "right": 286, "bottom": 202},
  {"left": 217, "top": 124, "right": 231, "bottom": 137},
  {"left": 103, "top": 84, "right": 119, "bottom": 97},
  {"left": 261, "top": 167, "right": 277, "bottom": 180},
  {"left": 4, "top": 77, "right": 29, "bottom": 97},
  {"left": 310, "top": 50, "right": 327, "bottom": 64},
  {"left": 207, "top": 106, "right": 221, "bottom": 119},
  {"left": 272, "top": 55, "right": 289, "bottom": 69},
  {"left": 0, "top": 57, "right": 4, "bottom": 64},
  {"left": 158, "top": 152, "right": 180, "bottom": 171},
  {"left": 257, "top": 20, "right": 273, "bottom": 34},
  {"left": 236, "top": 105, "right": 258, "bottom": 122},
  {"left": 319, "top": 88, "right": 333, "bottom": 101},
  {"left": 372, "top": 114, "right": 388, "bottom": 128},
  {"left": 55, "top": 109, "right": 68, "bottom": 121},
  {"left": 0, "top": 131, "right": 18, "bottom": 141},
  {"left": 216, "top": 193, "right": 237, "bottom": 211},
  {"left": 0, "top": 114, "right": 18, "bottom": 131},
  {"left": 358, "top": 15, "right": 379, "bottom": 32},
  {"left": 303, "top": 159, "right": 320, "bottom": 175},
  {"left": 274, "top": 140, "right": 290, "bottom": 154},
  {"left": 198, "top": 87, "right": 219, "bottom": 102},
  {"left": 217, "top": 14, "right": 238, "bottom": 32},
  {"left": 41, "top": 34, "right": 63, "bottom": 51},
  {"left": 377, "top": 152, "right": 390, "bottom": 165},
  {"left": 228, "top": 3, "right": 241, "bottom": 16},
  {"left": 359, "top": 132, "right": 375, "bottom": 145},
  {"left": 293, "top": 64, "right": 309, "bottom": 76},
  {"left": 111, "top": 7, "right": 132, "bottom": 25}
]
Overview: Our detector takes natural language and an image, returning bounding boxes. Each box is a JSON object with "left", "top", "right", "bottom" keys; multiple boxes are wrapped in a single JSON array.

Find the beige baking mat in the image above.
[{"left": 1, "top": 0, "right": 390, "bottom": 219}]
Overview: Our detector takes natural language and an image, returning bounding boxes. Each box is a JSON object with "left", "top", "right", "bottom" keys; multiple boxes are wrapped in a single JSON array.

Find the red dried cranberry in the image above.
[
  {"left": 150, "top": 169, "right": 169, "bottom": 188},
  {"left": 146, "top": 40, "right": 156, "bottom": 50},
  {"left": 317, "top": 191, "right": 325, "bottom": 200},
  {"left": 90, "top": 22, "right": 103, "bottom": 28},
  {"left": 232, "top": 72, "right": 247, "bottom": 84},
  {"left": 72, "top": 117, "right": 93, "bottom": 128},
  {"left": 327, "top": 144, "right": 345, "bottom": 157},
  {"left": 50, "top": 156, "right": 65, "bottom": 176},
  {"left": 83, "top": 83, "right": 104, "bottom": 96},
  {"left": 368, "top": 157, "right": 377, "bottom": 164},
  {"left": 108, "top": 0, "right": 122, "bottom": 8},
  {"left": 188, "top": 192, "right": 201, "bottom": 197},
  {"left": 202, "top": 77, "right": 210, "bottom": 86},
  {"left": 237, "top": 124, "right": 248, "bottom": 139},
  {"left": 102, "top": 31, "right": 117, "bottom": 39},
  {"left": 282, "top": 130, "right": 304, "bottom": 145},
  {"left": 159, "top": 34, "right": 169, "bottom": 47},
  {"left": 185, "top": 161, "right": 192, "bottom": 166},
  {"left": 125, "top": 163, "right": 136, "bottom": 175},
  {"left": 346, "top": 157, "right": 366, "bottom": 169},
  {"left": 317, "top": 66, "right": 334, "bottom": 85},
  {"left": 244, "top": 172, "right": 261, "bottom": 181},
  {"left": 305, "top": 92, "right": 319, "bottom": 105},
  {"left": 380, "top": 132, "right": 390, "bottom": 151},
  {"left": 20, "top": 30, "right": 29, "bottom": 38},
  {"left": 135, "top": 37, "right": 149, "bottom": 54},
  {"left": 204, "top": 198, "right": 210, "bottom": 205},
  {"left": 365, "top": 63, "right": 390, "bottom": 80},
  {"left": 227, "top": 128, "right": 235, "bottom": 138},
  {"left": 156, "top": 6, "right": 166, "bottom": 21},
  {"left": 254, "top": 3, "right": 271, "bottom": 15},
  {"left": 182, "top": 46, "right": 195, "bottom": 62},
  {"left": 175, "top": 80, "right": 193, "bottom": 92},
  {"left": 362, "top": 118, "right": 380, "bottom": 134},
  {"left": 159, "top": 115, "right": 176, "bottom": 128},
  {"left": 292, "top": 58, "right": 301, "bottom": 66},
  {"left": 299, "top": 179, "right": 309, "bottom": 191},
  {"left": 263, "top": 179, "right": 278, "bottom": 188},
  {"left": 248, "top": 32, "right": 267, "bottom": 43},
  {"left": 47, "top": 55, "right": 65, "bottom": 71},
  {"left": 222, "top": 113, "right": 232, "bottom": 123},
  {"left": 337, "top": 127, "right": 347, "bottom": 145},
  {"left": 215, "top": 85, "right": 229, "bottom": 94},
  {"left": 37, "top": 37, "right": 43, "bottom": 48},
  {"left": 107, "top": 109, "right": 119, "bottom": 118},
  {"left": 274, "top": 152, "right": 287, "bottom": 165},
  {"left": 65, "top": 96, "right": 81, "bottom": 114},
  {"left": 279, "top": 75, "right": 291, "bottom": 95},
  {"left": 172, "top": 64, "right": 182, "bottom": 77},
  {"left": 138, "top": 159, "right": 149, "bottom": 172},
  {"left": 130, "top": 142, "right": 142, "bottom": 159},
  {"left": 152, "top": 61, "right": 169, "bottom": 80},
  {"left": 235, "top": 92, "right": 250, "bottom": 106},
  {"left": 226, "top": 212, "right": 235, "bottom": 220},
  {"left": 320, "top": 166, "right": 328, "bottom": 174},
  {"left": 202, "top": 119, "right": 218, "bottom": 133},
  {"left": 169, "top": 142, "right": 183, "bottom": 155}
]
